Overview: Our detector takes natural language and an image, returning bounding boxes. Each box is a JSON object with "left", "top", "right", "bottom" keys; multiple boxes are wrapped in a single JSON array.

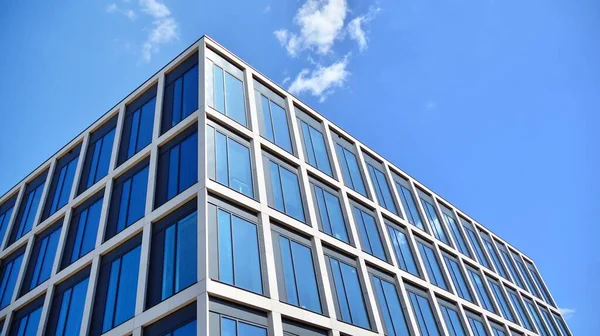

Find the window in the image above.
[
  {"left": 255, "top": 80, "right": 293, "bottom": 153},
  {"left": 21, "top": 222, "right": 62, "bottom": 294},
  {"left": 443, "top": 255, "right": 473, "bottom": 302},
  {"left": 162, "top": 53, "right": 198, "bottom": 133},
  {"left": 511, "top": 253, "right": 540, "bottom": 298},
  {"left": 0, "top": 195, "right": 17, "bottom": 248},
  {"left": 467, "top": 268, "right": 496, "bottom": 313},
  {"left": 272, "top": 226, "right": 322, "bottom": 313},
  {"left": 417, "top": 240, "right": 447, "bottom": 290},
  {"left": 333, "top": 134, "right": 367, "bottom": 196},
  {"left": 480, "top": 231, "right": 507, "bottom": 279},
  {"left": 525, "top": 261, "right": 555, "bottom": 306},
  {"left": 0, "top": 248, "right": 25, "bottom": 308},
  {"left": 296, "top": 110, "right": 332, "bottom": 176},
  {"left": 466, "top": 313, "right": 488, "bottom": 336},
  {"left": 118, "top": 86, "right": 156, "bottom": 165},
  {"left": 524, "top": 299, "right": 549, "bottom": 336},
  {"left": 207, "top": 51, "right": 247, "bottom": 126},
  {"left": 10, "top": 171, "right": 47, "bottom": 244},
  {"left": 209, "top": 299, "right": 268, "bottom": 336},
  {"left": 386, "top": 224, "right": 419, "bottom": 276},
  {"left": 43, "top": 146, "right": 80, "bottom": 219},
  {"left": 369, "top": 271, "right": 410, "bottom": 336},
  {"left": 155, "top": 126, "right": 198, "bottom": 207},
  {"left": 540, "top": 307, "right": 561, "bottom": 336},
  {"left": 264, "top": 155, "right": 305, "bottom": 222},
  {"left": 497, "top": 243, "right": 525, "bottom": 289},
  {"left": 105, "top": 159, "right": 149, "bottom": 240},
  {"left": 487, "top": 278, "right": 515, "bottom": 323},
  {"left": 507, "top": 289, "right": 533, "bottom": 331},
  {"left": 207, "top": 124, "right": 254, "bottom": 198},
  {"left": 490, "top": 323, "right": 506, "bottom": 336},
  {"left": 352, "top": 205, "right": 387, "bottom": 261},
  {"left": 61, "top": 191, "right": 103, "bottom": 268},
  {"left": 283, "top": 319, "right": 328, "bottom": 336},
  {"left": 461, "top": 219, "right": 490, "bottom": 268},
  {"left": 90, "top": 235, "right": 141, "bottom": 335},
  {"left": 144, "top": 303, "right": 196, "bottom": 336},
  {"left": 45, "top": 268, "right": 90, "bottom": 336},
  {"left": 9, "top": 296, "right": 44, "bottom": 336},
  {"left": 394, "top": 179, "right": 425, "bottom": 230},
  {"left": 419, "top": 196, "right": 449, "bottom": 244},
  {"left": 78, "top": 118, "right": 117, "bottom": 194},
  {"left": 553, "top": 314, "right": 571, "bottom": 336},
  {"left": 310, "top": 182, "right": 349, "bottom": 243},
  {"left": 209, "top": 200, "right": 263, "bottom": 295},
  {"left": 439, "top": 301, "right": 467, "bottom": 336},
  {"left": 364, "top": 156, "right": 397, "bottom": 214},
  {"left": 324, "top": 249, "right": 370, "bottom": 329},
  {"left": 441, "top": 209, "right": 470, "bottom": 257},
  {"left": 406, "top": 286, "right": 441, "bottom": 336},
  {"left": 147, "top": 201, "right": 197, "bottom": 308}
]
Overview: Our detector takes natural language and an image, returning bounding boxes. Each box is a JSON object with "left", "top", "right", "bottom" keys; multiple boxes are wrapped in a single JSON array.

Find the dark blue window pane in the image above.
[
  {"left": 329, "top": 259, "right": 350, "bottom": 322},
  {"left": 525, "top": 301, "right": 549, "bottom": 336},
  {"left": 221, "top": 317, "right": 267, "bottom": 336},
  {"left": 527, "top": 263, "right": 554, "bottom": 306},
  {"left": 417, "top": 242, "right": 447, "bottom": 290},
  {"left": 508, "top": 291, "right": 533, "bottom": 330},
  {"left": 301, "top": 123, "right": 316, "bottom": 168},
  {"left": 29, "top": 227, "right": 62, "bottom": 289},
  {"left": 116, "top": 166, "right": 148, "bottom": 233},
  {"left": 102, "top": 246, "right": 141, "bottom": 332},
  {"left": 353, "top": 207, "right": 386, "bottom": 260},
  {"left": 224, "top": 72, "right": 246, "bottom": 126},
  {"left": 15, "top": 305, "right": 43, "bottom": 336},
  {"left": 0, "top": 253, "right": 24, "bottom": 308},
  {"left": 396, "top": 184, "right": 424, "bottom": 230},
  {"left": 443, "top": 214, "right": 470, "bottom": 257},
  {"left": 420, "top": 199, "right": 448, "bottom": 244},
  {"left": 268, "top": 162, "right": 304, "bottom": 222},
  {"left": 331, "top": 258, "right": 370, "bottom": 329},
  {"left": 54, "top": 277, "right": 89, "bottom": 336},
  {"left": 499, "top": 249, "right": 524, "bottom": 289},
  {"left": 443, "top": 256, "right": 473, "bottom": 302},
  {"left": 554, "top": 314, "right": 570, "bottom": 336},
  {"left": 178, "top": 132, "right": 198, "bottom": 193},
  {"left": 540, "top": 308, "right": 561, "bottom": 336},
  {"left": 217, "top": 210, "right": 262, "bottom": 294},
  {"left": 387, "top": 226, "right": 419, "bottom": 276},
  {"left": 513, "top": 255, "right": 540, "bottom": 298},
  {"left": 15, "top": 183, "right": 45, "bottom": 240},
  {"left": 481, "top": 237, "right": 507, "bottom": 278},
  {"left": 173, "top": 320, "right": 196, "bottom": 336},
  {"left": 371, "top": 276, "right": 410, "bottom": 336},
  {"left": 213, "top": 133, "right": 254, "bottom": 198},
  {"left": 313, "top": 186, "right": 348, "bottom": 242},
  {"left": 167, "top": 146, "right": 180, "bottom": 200},
  {"left": 492, "top": 326, "right": 506, "bottom": 336},
  {"left": 260, "top": 96, "right": 275, "bottom": 142},
  {"left": 161, "top": 212, "right": 197, "bottom": 300},
  {"left": 222, "top": 317, "right": 237, "bottom": 335},
  {"left": 467, "top": 316, "right": 488, "bottom": 336},
  {"left": 0, "top": 206, "right": 14, "bottom": 248},
  {"left": 213, "top": 65, "right": 225, "bottom": 113},
  {"left": 71, "top": 198, "right": 103, "bottom": 264},
  {"left": 440, "top": 305, "right": 466, "bottom": 336},
  {"left": 125, "top": 98, "right": 155, "bottom": 161},
  {"left": 278, "top": 236, "right": 321, "bottom": 313},
  {"left": 86, "top": 128, "right": 115, "bottom": 190},
  {"left": 464, "top": 227, "right": 490, "bottom": 268},
  {"left": 300, "top": 120, "right": 332, "bottom": 176},
  {"left": 216, "top": 132, "right": 229, "bottom": 186},
  {"left": 267, "top": 100, "right": 292, "bottom": 153},
  {"left": 367, "top": 165, "right": 397, "bottom": 214},
  {"left": 182, "top": 65, "right": 199, "bottom": 119},
  {"left": 488, "top": 280, "right": 515, "bottom": 322},
  {"left": 172, "top": 79, "right": 183, "bottom": 125},
  {"left": 467, "top": 269, "right": 496, "bottom": 313},
  {"left": 408, "top": 290, "right": 440, "bottom": 336},
  {"left": 50, "top": 158, "right": 78, "bottom": 215},
  {"left": 335, "top": 144, "right": 366, "bottom": 196}
]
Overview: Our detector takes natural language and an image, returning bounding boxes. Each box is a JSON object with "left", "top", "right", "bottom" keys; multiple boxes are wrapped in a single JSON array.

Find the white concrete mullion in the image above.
[
  {"left": 31, "top": 158, "right": 57, "bottom": 235},
  {"left": 35, "top": 283, "right": 54, "bottom": 336},
  {"left": 79, "top": 256, "right": 100, "bottom": 336},
  {"left": 10, "top": 235, "right": 35, "bottom": 305},
  {"left": 134, "top": 221, "right": 152, "bottom": 315}
]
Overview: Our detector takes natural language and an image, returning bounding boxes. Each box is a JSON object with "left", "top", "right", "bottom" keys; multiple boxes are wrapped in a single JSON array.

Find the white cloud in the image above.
[
  {"left": 106, "top": 3, "right": 118, "bottom": 13},
  {"left": 347, "top": 6, "right": 380, "bottom": 51},
  {"left": 275, "top": 0, "right": 348, "bottom": 56},
  {"left": 282, "top": 76, "right": 291, "bottom": 85},
  {"left": 106, "top": 3, "right": 137, "bottom": 20},
  {"left": 263, "top": 5, "right": 271, "bottom": 13},
  {"left": 139, "top": 0, "right": 171, "bottom": 18},
  {"left": 559, "top": 308, "right": 576, "bottom": 319},
  {"left": 142, "top": 17, "right": 179, "bottom": 62},
  {"left": 288, "top": 54, "right": 350, "bottom": 102}
]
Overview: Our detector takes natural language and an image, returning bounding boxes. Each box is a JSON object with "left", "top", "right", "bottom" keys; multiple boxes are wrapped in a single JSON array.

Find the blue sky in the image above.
[{"left": 0, "top": 0, "right": 598, "bottom": 334}]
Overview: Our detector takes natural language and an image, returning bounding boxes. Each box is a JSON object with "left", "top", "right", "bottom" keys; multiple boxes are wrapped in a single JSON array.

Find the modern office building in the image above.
[{"left": 0, "top": 36, "right": 571, "bottom": 336}]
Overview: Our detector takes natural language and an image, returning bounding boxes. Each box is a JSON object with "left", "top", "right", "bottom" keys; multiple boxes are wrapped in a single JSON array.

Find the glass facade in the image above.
[{"left": 0, "top": 40, "right": 569, "bottom": 336}]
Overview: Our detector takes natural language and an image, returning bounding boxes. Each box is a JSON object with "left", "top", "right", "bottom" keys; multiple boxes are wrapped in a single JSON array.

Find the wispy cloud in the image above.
[
  {"left": 139, "top": 0, "right": 171, "bottom": 18},
  {"left": 263, "top": 5, "right": 271, "bottom": 13},
  {"left": 347, "top": 6, "right": 380, "bottom": 51},
  {"left": 275, "top": 0, "right": 348, "bottom": 56},
  {"left": 142, "top": 17, "right": 179, "bottom": 62},
  {"left": 289, "top": 54, "right": 350, "bottom": 102},
  {"left": 106, "top": 3, "right": 137, "bottom": 21},
  {"left": 559, "top": 308, "right": 576, "bottom": 319}
]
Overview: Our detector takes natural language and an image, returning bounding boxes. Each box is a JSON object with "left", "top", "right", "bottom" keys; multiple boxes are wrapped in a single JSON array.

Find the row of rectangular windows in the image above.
[{"left": 0, "top": 195, "right": 571, "bottom": 336}]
